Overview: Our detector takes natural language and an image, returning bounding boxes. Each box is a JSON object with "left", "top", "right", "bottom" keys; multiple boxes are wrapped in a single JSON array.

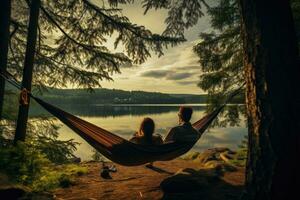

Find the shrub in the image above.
[
  {"left": 229, "top": 135, "right": 248, "bottom": 167},
  {"left": 0, "top": 141, "right": 50, "bottom": 185},
  {"left": 0, "top": 141, "right": 87, "bottom": 192}
]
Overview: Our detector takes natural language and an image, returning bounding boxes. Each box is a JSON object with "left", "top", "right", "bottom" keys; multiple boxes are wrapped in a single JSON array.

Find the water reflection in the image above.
[
  {"left": 51, "top": 104, "right": 247, "bottom": 161},
  {"left": 30, "top": 104, "right": 206, "bottom": 117}
]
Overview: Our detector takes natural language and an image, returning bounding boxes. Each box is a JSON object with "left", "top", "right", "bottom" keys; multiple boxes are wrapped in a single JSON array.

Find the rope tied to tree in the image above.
[{"left": 19, "top": 88, "right": 29, "bottom": 106}]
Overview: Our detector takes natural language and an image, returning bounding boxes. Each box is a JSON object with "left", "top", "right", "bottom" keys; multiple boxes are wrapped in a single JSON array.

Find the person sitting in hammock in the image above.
[
  {"left": 130, "top": 117, "right": 163, "bottom": 168},
  {"left": 164, "top": 106, "right": 199, "bottom": 143},
  {"left": 129, "top": 117, "right": 163, "bottom": 145}
]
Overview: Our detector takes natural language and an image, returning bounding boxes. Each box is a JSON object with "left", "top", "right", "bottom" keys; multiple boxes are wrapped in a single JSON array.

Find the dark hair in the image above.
[
  {"left": 138, "top": 117, "right": 155, "bottom": 140},
  {"left": 178, "top": 107, "right": 193, "bottom": 122}
]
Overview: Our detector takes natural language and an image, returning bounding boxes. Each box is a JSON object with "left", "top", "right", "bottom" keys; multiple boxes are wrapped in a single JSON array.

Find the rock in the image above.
[
  {"left": 175, "top": 168, "right": 217, "bottom": 179},
  {"left": 209, "top": 147, "right": 230, "bottom": 153},
  {"left": 161, "top": 168, "right": 220, "bottom": 193},
  {"left": 0, "top": 173, "right": 54, "bottom": 200},
  {"left": 193, "top": 148, "right": 238, "bottom": 167},
  {"left": 204, "top": 160, "right": 222, "bottom": 168},
  {"left": 161, "top": 175, "right": 203, "bottom": 193},
  {"left": 181, "top": 151, "right": 200, "bottom": 160},
  {"left": 220, "top": 163, "right": 237, "bottom": 172},
  {"left": 204, "top": 161, "right": 237, "bottom": 175},
  {"left": 194, "top": 148, "right": 222, "bottom": 165},
  {"left": 220, "top": 151, "right": 236, "bottom": 162},
  {"left": 0, "top": 186, "right": 28, "bottom": 200},
  {"left": 27, "top": 191, "right": 55, "bottom": 200}
]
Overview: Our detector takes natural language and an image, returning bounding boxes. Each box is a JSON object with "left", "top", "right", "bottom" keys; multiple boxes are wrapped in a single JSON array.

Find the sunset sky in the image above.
[{"left": 99, "top": 2, "right": 212, "bottom": 94}]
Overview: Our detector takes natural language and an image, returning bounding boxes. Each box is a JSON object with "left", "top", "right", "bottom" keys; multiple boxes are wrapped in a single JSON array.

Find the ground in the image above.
[{"left": 53, "top": 158, "right": 245, "bottom": 200}]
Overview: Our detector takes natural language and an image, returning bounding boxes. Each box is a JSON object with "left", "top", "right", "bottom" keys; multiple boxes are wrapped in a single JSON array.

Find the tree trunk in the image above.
[
  {"left": 239, "top": 0, "right": 300, "bottom": 199},
  {"left": 0, "top": 0, "right": 11, "bottom": 120},
  {"left": 14, "top": 0, "right": 40, "bottom": 143}
]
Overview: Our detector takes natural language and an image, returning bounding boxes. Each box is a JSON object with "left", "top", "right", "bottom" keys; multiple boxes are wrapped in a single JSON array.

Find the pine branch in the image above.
[
  {"left": 40, "top": 5, "right": 131, "bottom": 67},
  {"left": 10, "top": 20, "right": 19, "bottom": 38},
  {"left": 82, "top": 0, "right": 185, "bottom": 43}
]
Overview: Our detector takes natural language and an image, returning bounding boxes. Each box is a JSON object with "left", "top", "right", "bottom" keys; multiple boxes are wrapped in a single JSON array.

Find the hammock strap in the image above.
[{"left": 32, "top": 97, "right": 124, "bottom": 147}]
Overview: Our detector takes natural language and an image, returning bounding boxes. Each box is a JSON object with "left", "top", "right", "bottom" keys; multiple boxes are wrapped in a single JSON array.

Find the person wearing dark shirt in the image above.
[{"left": 164, "top": 107, "right": 199, "bottom": 143}]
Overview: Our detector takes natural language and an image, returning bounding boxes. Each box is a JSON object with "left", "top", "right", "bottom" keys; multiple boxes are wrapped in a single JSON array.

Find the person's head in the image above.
[
  {"left": 138, "top": 117, "right": 155, "bottom": 139},
  {"left": 178, "top": 106, "right": 193, "bottom": 123}
]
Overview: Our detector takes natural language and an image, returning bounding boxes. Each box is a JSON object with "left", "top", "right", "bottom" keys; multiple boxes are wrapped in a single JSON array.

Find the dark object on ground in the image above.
[
  {"left": 0, "top": 185, "right": 54, "bottom": 200},
  {"left": 101, "top": 166, "right": 112, "bottom": 179},
  {"left": 0, "top": 186, "right": 27, "bottom": 200}
]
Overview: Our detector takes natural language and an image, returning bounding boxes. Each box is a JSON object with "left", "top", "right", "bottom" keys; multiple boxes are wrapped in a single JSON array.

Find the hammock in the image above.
[
  {"left": 33, "top": 96, "right": 224, "bottom": 166},
  {"left": 0, "top": 71, "right": 242, "bottom": 166}
]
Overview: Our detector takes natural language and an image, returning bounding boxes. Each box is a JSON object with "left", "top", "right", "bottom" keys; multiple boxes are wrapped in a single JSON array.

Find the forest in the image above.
[
  {"left": 0, "top": 0, "right": 299, "bottom": 200},
  {"left": 31, "top": 88, "right": 205, "bottom": 104}
]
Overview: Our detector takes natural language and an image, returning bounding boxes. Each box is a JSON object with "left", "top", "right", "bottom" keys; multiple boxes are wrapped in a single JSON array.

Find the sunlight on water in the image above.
[{"left": 56, "top": 105, "right": 247, "bottom": 161}]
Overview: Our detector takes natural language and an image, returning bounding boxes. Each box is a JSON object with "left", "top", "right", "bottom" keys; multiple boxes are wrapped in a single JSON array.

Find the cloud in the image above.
[
  {"left": 177, "top": 80, "right": 199, "bottom": 85},
  {"left": 140, "top": 70, "right": 169, "bottom": 78},
  {"left": 166, "top": 72, "right": 194, "bottom": 80},
  {"left": 140, "top": 69, "right": 194, "bottom": 81},
  {"left": 99, "top": 3, "right": 210, "bottom": 94},
  {"left": 174, "top": 65, "right": 200, "bottom": 71}
]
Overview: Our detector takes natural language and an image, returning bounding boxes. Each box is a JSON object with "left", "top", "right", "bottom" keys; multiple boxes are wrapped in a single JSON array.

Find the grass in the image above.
[{"left": 31, "top": 164, "right": 88, "bottom": 191}]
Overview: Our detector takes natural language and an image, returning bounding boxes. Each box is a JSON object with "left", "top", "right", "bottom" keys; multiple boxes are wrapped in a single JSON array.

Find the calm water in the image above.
[{"left": 52, "top": 104, "right": 247, "bottom": 161}]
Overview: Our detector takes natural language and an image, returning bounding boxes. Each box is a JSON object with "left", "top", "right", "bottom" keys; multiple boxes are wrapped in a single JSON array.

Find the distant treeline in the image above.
[
  {"left": 39, "top": 88, "right": 208, "bottom": 105},
  {"left": 29, "top": 104, "right": 207, "bottom": 118}
]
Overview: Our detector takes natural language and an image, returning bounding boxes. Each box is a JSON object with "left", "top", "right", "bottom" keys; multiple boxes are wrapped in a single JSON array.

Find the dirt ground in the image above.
[{"left": 53, "top": 159, "right": 245, "bottom": 200}]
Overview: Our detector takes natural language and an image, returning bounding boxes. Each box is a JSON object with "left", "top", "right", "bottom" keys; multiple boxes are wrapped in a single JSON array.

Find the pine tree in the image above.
[
  {"left": 9, "top": 0, "right": 184, "bottom": 90},
  {"left": 9, "top": 0, "right": 184, "bottom": 142},
  {"left": 239, "top": 0, "right": 300, "bottom": 199},
  {"left": 143, "top": 0, "right": 300, "bottom": 199},
  {"left": 0, "top": 0, "right": 11, "bottom": 120},
  {"left": 14, "top": 0, "right": 41, "bottom": 142},
  {"left": 193, "top": 0, "right": 245, "bottom": 126},
  {"left": 194, "top": 0, "right": 300, "bottom": 126}
]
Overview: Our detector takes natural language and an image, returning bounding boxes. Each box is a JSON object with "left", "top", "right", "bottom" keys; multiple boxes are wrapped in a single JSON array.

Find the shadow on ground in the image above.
[{"left": 161, "top": 167, "right": 244, "bottom": 200}]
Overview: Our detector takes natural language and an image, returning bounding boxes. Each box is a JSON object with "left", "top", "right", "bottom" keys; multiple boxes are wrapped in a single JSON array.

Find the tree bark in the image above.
[
  {"left": 239, "top": 0, "right": 300, "bottom": 199},
  {"left": 14, "top": 0, "right": 41, "bottom": 143},
  {"left": 0, "top": 0, "right": 11, "bottom": 120}
]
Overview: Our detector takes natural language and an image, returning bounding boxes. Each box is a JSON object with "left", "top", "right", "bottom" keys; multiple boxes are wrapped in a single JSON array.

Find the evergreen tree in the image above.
[
  {"left": 144, "top": 0, "right": 300, "bottom": 199},
  {"left": 193, "top": 0, "right": 245, "bottom": 126},
  {"left": 194, "top": 0, "right": 300, "bottom": 126},
  {"left": 8, "top": 0, "right": 184, "bottom": 90},
  {"left": 239, "top": 0, "right": 300, "bottom": 199},
  {"left": 0, "top": 0, "right": 11, "bottom": 120},
  {"left": 8, "top": 0, "right": 184, "bottom": 142},
  {"left": 15, "top": 0, "right": 41, "bottom": 142}
]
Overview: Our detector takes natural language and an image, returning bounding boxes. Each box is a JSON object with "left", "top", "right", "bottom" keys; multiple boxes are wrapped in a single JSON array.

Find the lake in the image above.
[{"left": 46, "top": 104, "right": 247, "bottom": 161}]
